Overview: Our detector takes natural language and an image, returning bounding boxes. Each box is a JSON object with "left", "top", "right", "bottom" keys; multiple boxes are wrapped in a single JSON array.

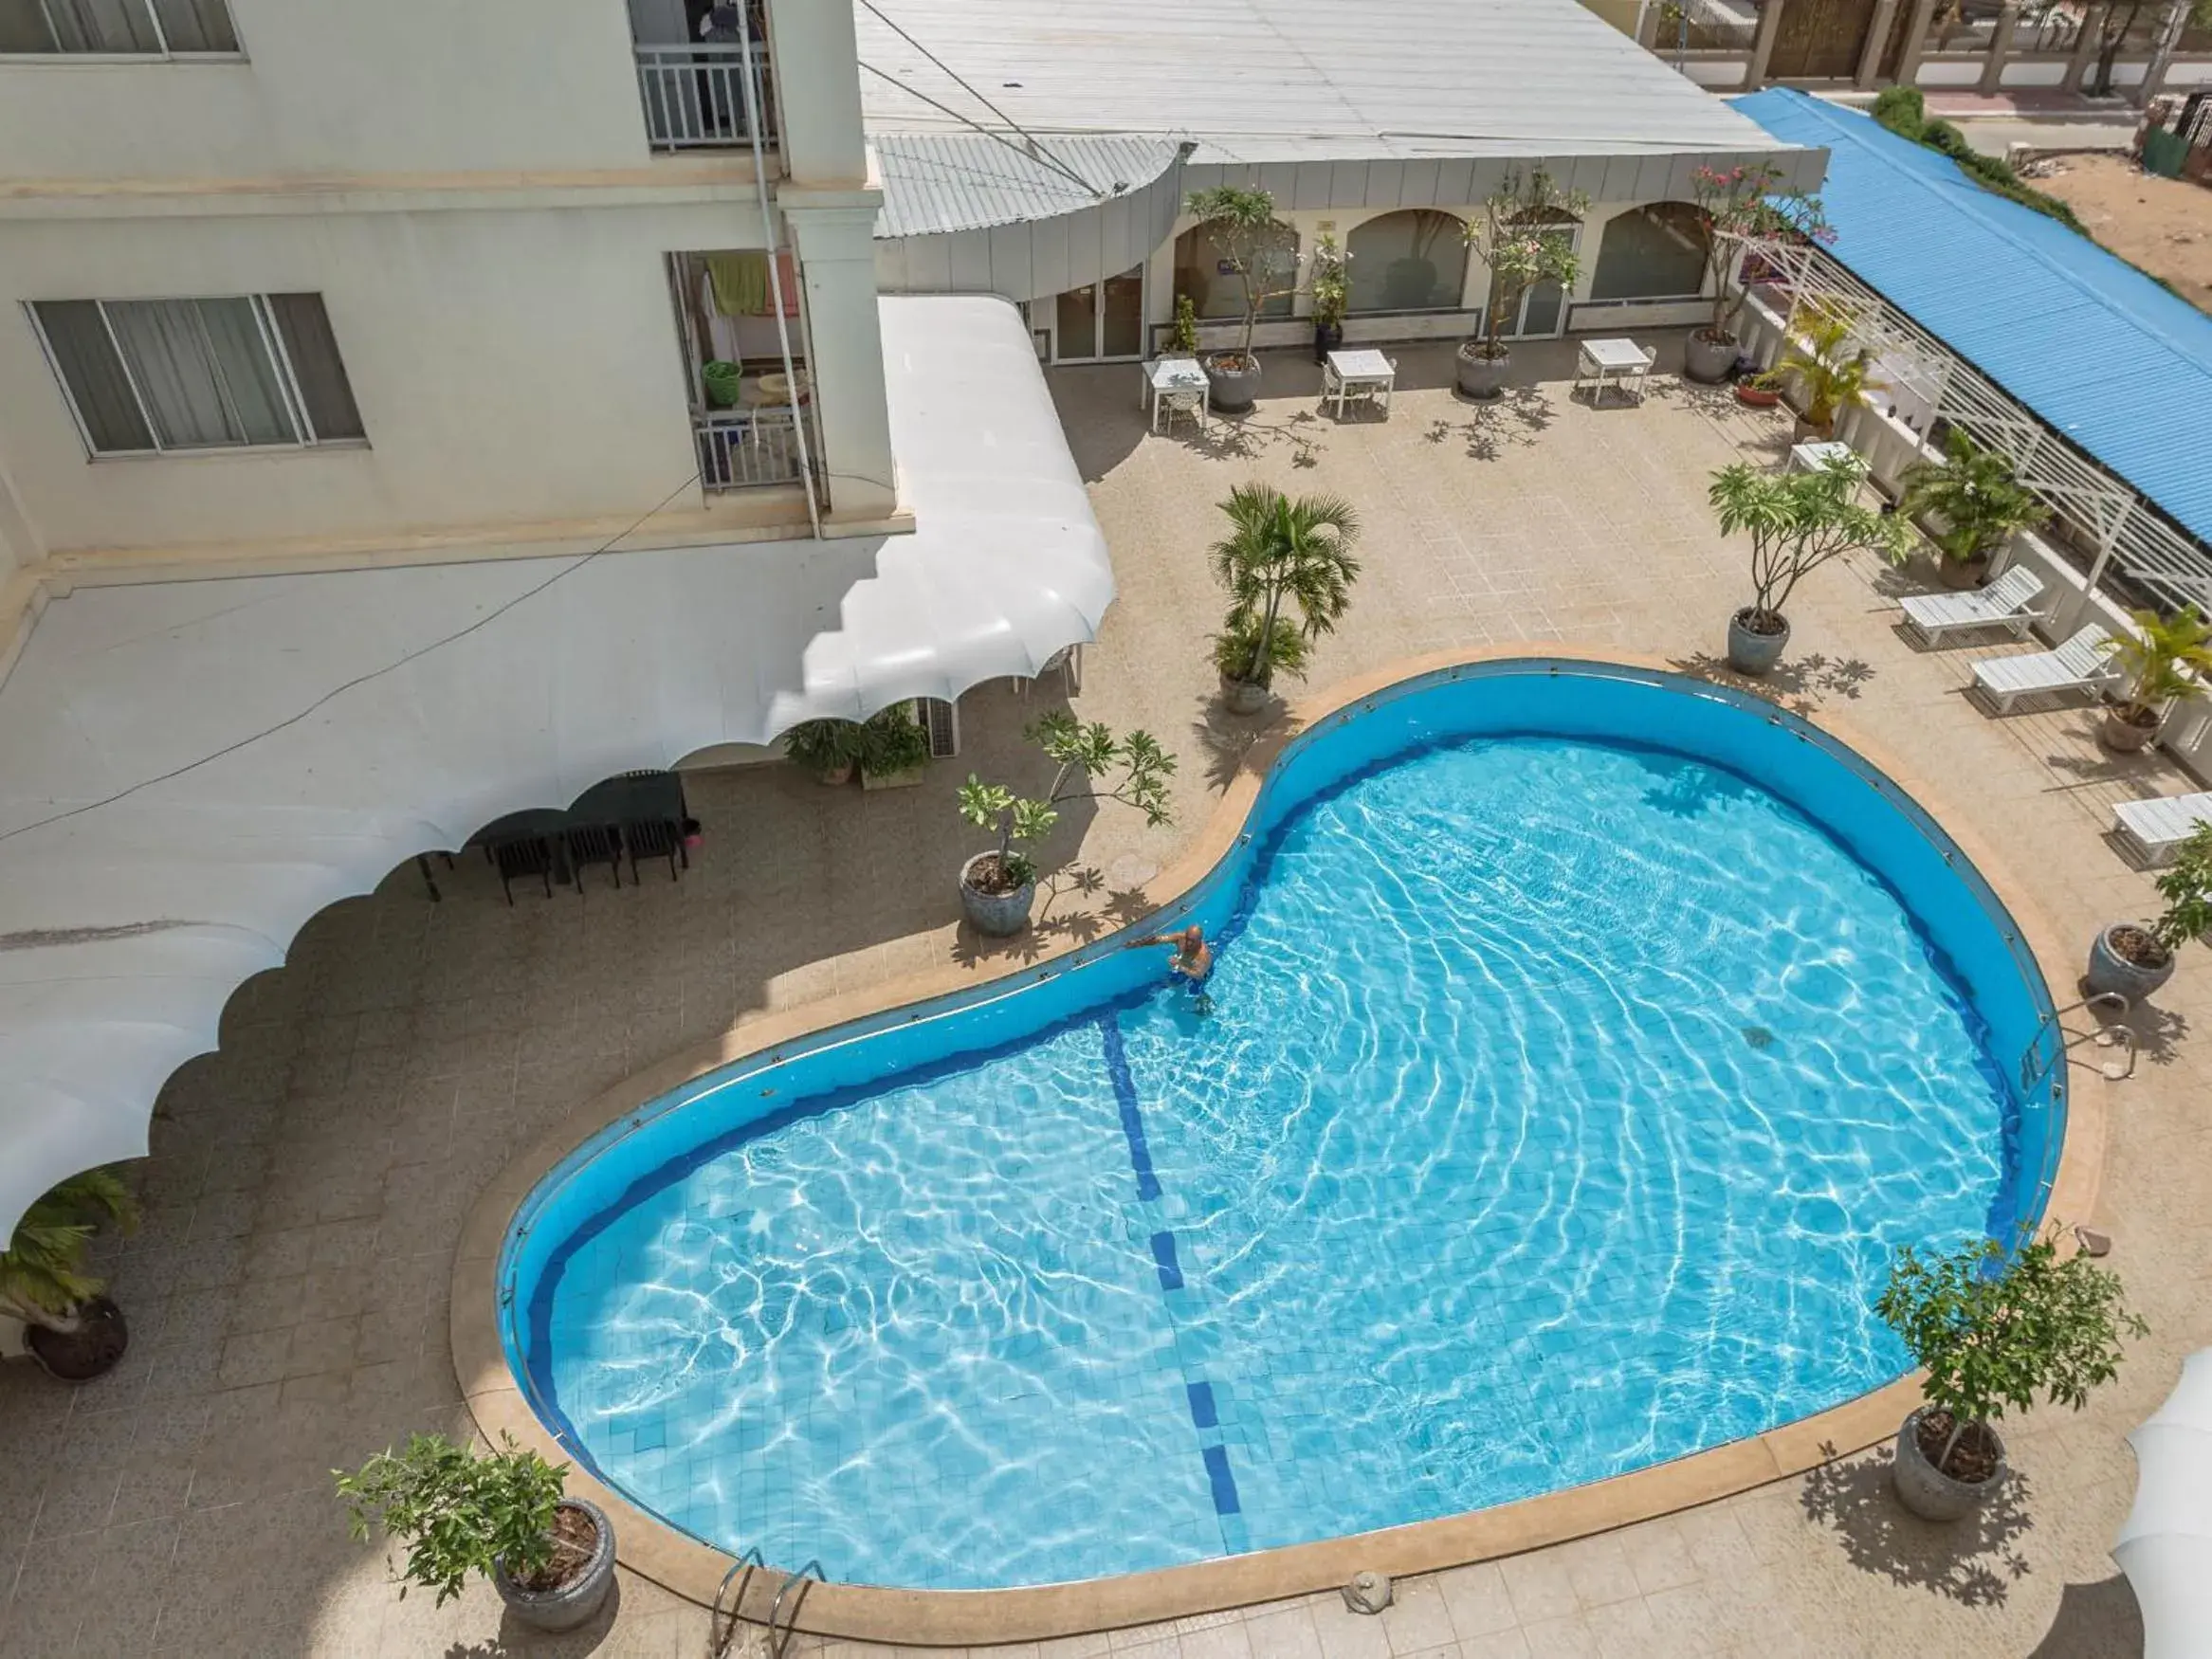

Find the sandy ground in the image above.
[{"left": 2029, "top": 150, "right": 2212, "bottom": 308}]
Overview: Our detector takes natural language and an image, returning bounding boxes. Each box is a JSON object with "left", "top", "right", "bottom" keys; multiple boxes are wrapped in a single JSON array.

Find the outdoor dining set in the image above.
[{"left": 415, "top": 769, "right": 697, "bottom": 903}]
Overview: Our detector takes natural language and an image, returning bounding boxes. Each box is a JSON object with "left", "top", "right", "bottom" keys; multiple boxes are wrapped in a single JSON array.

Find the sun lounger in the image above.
[
  {"left": 2113, "top": 791, "right": 2212, "bottom": 866},
  {"left": 1900, "top": 566, "right": 2047, "bottom": 646},
  {"left": 1969, "top": 623, "right": 2118, "bottom": 714}
]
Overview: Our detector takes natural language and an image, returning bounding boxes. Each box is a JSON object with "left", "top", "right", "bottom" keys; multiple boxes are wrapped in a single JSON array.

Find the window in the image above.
[
  {"left": 1588, "top": 203, "right": 1712, "bottom": 303},
  {"left": 31, "top": 295, "right": 365, "bottom": 456},
  {"left": 1345, "top": 210, "right": 1470, "bottom": 314},
  {"left": 1174, "top": 222, "right": 1298, "bottom": 321},
  {"left": 0, "top": 0, "right": 238, "bottom": 55}
]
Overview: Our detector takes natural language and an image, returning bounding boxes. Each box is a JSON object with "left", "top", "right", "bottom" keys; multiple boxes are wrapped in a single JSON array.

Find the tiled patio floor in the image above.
[{"left": 3, "top": 333, "right": 2205, "bottom": 1658}]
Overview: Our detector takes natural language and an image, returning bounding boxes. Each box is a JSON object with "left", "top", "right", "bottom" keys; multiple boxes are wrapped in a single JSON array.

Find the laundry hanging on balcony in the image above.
[{"left": 706, "top": 251, "right": 798, "bottom": 317}]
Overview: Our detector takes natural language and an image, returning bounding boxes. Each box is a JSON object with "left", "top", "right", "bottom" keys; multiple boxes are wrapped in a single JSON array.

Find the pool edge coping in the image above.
[{"left": 448, "top": 643, "right": 2109, "bottom": 1647}]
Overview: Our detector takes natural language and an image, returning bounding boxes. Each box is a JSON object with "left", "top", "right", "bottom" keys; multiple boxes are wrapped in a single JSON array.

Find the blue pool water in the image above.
[{"left": 507, "top": 665, "right": 2058, "bottom": 1591}]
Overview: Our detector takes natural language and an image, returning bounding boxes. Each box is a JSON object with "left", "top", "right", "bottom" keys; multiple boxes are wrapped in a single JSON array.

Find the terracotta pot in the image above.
[{"left": 1733, "top": 383, "right": 1782, "bottom": 409}]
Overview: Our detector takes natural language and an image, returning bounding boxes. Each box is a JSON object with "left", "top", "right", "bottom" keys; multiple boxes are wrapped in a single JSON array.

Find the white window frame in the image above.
[
  {"left": 27, "top": 293, "right": 367, "bottom": 460},
  {"left": 0, "top": 0, "right": 246, "bottom": 61}
]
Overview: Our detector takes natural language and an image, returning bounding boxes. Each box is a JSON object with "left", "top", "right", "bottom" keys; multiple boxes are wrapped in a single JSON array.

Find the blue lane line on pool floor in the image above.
[{"left": 1096, "top": 1014, "right": 1245, "bottom": 1524}]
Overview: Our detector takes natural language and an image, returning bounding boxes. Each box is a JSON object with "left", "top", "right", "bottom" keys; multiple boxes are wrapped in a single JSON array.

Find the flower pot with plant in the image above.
[
  {"left": 1898, "top": 428, "right": 2046, "bottom": 590},
  {"left": 956, "top": 714, "right": 1174, "bottom": 936},
  {"left": 336, "top": 1432, "right": 616, "bottom": 1633},
  {"left": 1710, "top": 456, "right": 1910, "bottom": 675},
  {"left": 2098, "top": 606, "right": 2212, "bottom": 756},
  {"left": 781, "top": 717, "right": 868, "bottom": 785},
  {"left": 0, "top": 1168, "right": 137, "bottom": 1381},
  {"left": 1683, "top": 163, "right": 1832, "bottom": 383},
  {"left": 2088, "top": 820, "right": 2212, "bottom": 1000},
  {"left": 1457, "top": 172, "right": 1587, "bottom": 400},
  {"left": 1209, "top": 483, "right": 1362, "bottom": 712},
  {"left": 858, "top": 703, "right": 932, "bottom": 790},
  {"left": 1307, "top": 231, "right": 1349, "bottom": 364},
  {"left": 1876, "top": 1230, "right": 2143, "bottom": 1522},
  {"left": 1183, "top": 186, "right": 1296, "bottom": 412},
  {"left": 1755, "top": 301, "right": 1884, "bottom": 442},
  {"left": 1168, "top": 292, "right": 1199, "bottom": 357}
]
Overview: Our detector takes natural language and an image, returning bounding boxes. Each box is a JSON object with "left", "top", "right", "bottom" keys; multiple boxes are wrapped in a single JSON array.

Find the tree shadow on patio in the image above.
[
  {"left": 1668, "top": 649, "right": 1876, "bottom": 714},
  {"left": 2022, "top": 1573, "right": 2145, "bottom": 1658},
  {"left": 1799, "top": 1442, "right": 2037, "bottom": 1608},
  {"left": 1180, "top": 408, "right": 1323, "bottom": 468},
  {"left": 1424, "top": 386, "right": 1554, "bottom": 463},
  {"left": 1190, "top": 694, "right": 1295, "bottom": 793}
]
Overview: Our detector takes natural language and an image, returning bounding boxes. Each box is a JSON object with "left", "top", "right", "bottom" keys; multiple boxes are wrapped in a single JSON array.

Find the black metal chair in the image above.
[
  {"left": 491, "top": 835, "right": 557, "bottom": 904},
  {"left": 564, "top": 823, "right": 625, "bottom": 890},
  {"left": 621, "top": 817, "right": 685, "bottom": 883}
]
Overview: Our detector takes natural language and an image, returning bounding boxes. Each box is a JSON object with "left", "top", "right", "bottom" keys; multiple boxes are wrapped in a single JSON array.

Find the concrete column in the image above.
[
  {"left": 1894, "top": 0, "right": 1945, "bottom": 84},
  {"left": 2062, "top": 4, "right": 2110, "bottom": 90},
  {"left": 1747, "top": 0, "right": 1787, "bottom": 86},
  {"left": 1636, "top": 0, "right": 1663, "bottom": 49},
  {"left": 1856, "top": 0, "right": 1905, "bottom": 85},
  {"left": 1979, "top": 1, "right": 2021, "bottom": 91},
  {"left": 763, "top": 0, "right": 868, "bottom": 188},
  {"left": 784, "top": 198, "right": 898, "bottom": 524}
]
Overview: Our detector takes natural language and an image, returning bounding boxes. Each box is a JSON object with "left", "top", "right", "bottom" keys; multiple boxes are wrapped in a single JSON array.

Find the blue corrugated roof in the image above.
[{"left": 1731, "top": 88, "right": 2212, "bottom": 546}]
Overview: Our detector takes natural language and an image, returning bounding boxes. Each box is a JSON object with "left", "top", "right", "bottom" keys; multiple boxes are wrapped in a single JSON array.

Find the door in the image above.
[
  {"left": 1492, "top": 223, "right": 1581, "bottom": 339},
  {"left": 1040, "top": 264, "right": 1146, "bottom": 362}
]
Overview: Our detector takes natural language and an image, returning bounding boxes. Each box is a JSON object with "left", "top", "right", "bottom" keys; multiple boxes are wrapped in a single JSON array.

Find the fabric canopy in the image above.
[
  {"left": 0, "top": 295, "right": 1114, "bottom": 1236},
  {"left": 2116, "top": 1346, "right": 2212, "bottom": 1654}
]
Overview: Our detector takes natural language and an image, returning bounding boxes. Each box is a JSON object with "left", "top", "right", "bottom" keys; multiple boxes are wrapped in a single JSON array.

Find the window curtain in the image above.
[
  {"left": 1588, "top": 204, "right": 1710, "bottom": 302},
  {"left": 267, "top": 294, "right": 365, "bottom": 441},
  {"left": 31, "top": 301, "right": 155, "bottom": 453},
  {"left": 1346, "top": 211, "right": 1469, "bottom": 314},
  {"left": 149, "top": 0, "right": 235, "bottom": 51},
  {"left": 103, "top": 298, "right": 296, "bottom": 447}
]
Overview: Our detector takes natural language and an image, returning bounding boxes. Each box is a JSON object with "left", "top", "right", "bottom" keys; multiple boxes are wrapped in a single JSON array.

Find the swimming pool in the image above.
[{"left": 501, "top": 661, "right": 2062, "bottom": 1593}]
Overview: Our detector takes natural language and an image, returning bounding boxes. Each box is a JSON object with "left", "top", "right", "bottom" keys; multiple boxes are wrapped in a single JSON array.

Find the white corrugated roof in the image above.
[
  {"left": 874, "top": 133, "right": 1183, "bottom": 237},
  {"left": 854, "top": 0, "right": 1794, "bottom": 162}
]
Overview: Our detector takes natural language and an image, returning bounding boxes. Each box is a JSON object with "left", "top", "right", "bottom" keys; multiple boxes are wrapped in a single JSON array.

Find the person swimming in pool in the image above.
[{"left": 1126, "top": 924, "right": 1214, "bottom": 1012}]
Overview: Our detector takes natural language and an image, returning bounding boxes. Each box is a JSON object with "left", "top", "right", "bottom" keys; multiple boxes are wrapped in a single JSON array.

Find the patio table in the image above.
[
  {"left": 1788, "top": 439, "right": 1866, "bottom": 477},
  {"left": 1143, "top": 356, "right": 1209, "bottom": 428},
  {"left": 1579, "top": 337, "right": 1654, "bottom": 407},
  {"left": 1324, "top": 348, "right": 1396, "bottom": 417}
]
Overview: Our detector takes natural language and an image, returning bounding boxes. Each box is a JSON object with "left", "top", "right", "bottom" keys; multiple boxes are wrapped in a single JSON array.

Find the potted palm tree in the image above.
[
  {"left": 1899, "top": 429, "right": 2047, "bottom": 590},
  {"left": 2088, "top": 820, "right": 2212, "bottom": 1000},
  {"left": 0, "top": 1168, "right": 137, "bottom": 1381},
  {"left": 1209, "top": 484, "right": 1362, "bottom": 714},
  {"left": 781, "top": 717, "right": 868, "bottom": 785},
  {"left": 2099, "top": 607, "right": 2212, "bottom": 755},
  {"left": 1877, "top": 1230, "right": 2143, "bottom": 1522},
  {"left": 1682, "top": 163, "right": 1832, "bottom": 384},
  {"left": 1456, "top": 172, "right": 1587, "bottom": 400},
  {"left": 1758, "top": 302, "right": 1883, "bottom": 441},
  {"left": 1184, "top": 186, "right": 1295, "bottom": 413},
  {"left": 955, "top": 714, "right": 1174, "bottom": 936},
  {"left": 1710, "top": 458, "right": 1910, "bottom": 674},
  {"left": 337, "top": 1432, "right": 616, "bottom": 1633},
  {"left": 1307, "top": 231, "right": 1349, "bottom": 365}
]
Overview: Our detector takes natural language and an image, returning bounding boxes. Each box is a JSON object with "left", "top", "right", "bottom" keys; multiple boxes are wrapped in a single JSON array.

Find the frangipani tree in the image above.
[
  {"left": 1688, "top": 162, "right": 1832, "bottom": 349},
  {"left": 1184, "top": 186, "right": 1298, "bottom": 370},
  {"left": 1462, "top": 171, "right": 1589, "bottom": 361}
]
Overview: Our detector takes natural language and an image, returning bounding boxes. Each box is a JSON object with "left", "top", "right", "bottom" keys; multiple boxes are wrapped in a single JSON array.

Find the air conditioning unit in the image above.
[{"left": 912, "top": 697, "right": 960, "bottom": 757}]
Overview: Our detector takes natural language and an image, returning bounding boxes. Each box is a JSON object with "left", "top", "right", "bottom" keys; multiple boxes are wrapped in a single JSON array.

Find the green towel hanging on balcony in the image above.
[{"left": 706, "top": 252, "right": 771, "bottom": 317}]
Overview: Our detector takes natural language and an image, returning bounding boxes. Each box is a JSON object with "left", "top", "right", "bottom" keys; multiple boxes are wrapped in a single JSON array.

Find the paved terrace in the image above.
[{"left": 1, "top": 333, "right": 2203, "bottom": 1659}]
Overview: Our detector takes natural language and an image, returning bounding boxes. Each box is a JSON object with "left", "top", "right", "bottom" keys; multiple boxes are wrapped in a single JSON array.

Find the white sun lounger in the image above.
[
  {"left": 1970, "top": 624, "right": 2118, "bottom": 714},
  {"left": 2114, "top": 792, "right": 2212, "bottom": 866},
  {"left": 1899, "top": 566, "right": 2048, "bottom": 646}
]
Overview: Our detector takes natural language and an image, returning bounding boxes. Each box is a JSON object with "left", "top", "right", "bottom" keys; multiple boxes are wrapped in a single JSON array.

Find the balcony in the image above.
[
  {"left": 635, "top": 42, "right": 776, "bottom": 153},
  {"left": 693, "top": 407, "right": 807, "bottom": 492}
]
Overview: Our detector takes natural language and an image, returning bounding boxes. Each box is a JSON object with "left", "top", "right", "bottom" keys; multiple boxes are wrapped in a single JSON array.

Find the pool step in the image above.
[{"left": 708, "top": 1550, "right": 826, "bottom": 1659}]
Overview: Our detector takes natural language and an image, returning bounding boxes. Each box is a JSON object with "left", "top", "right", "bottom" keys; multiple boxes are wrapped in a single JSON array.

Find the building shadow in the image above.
[
  {"left": 1798, "top": 1443, "right": 2036, "bottom": 1608},
  {"left": 1190, "top": 691, "right": 1296, "bottom": 793},
  {"left": 2022, "top": 1573, "right": 2146, "bottom": 1658}
]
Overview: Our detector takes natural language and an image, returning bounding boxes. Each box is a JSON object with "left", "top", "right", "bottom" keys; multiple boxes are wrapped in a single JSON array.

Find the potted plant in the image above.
[
  {"left": 1898, "top": 428, "right": 2047, "bottom": 590},
  {"left": 1209, "top": 483, "right": 1362, "bottom": 714},
  {"left": 1757, "top": 301, "right": 1884, "bottom": 441},
  {"left": 1307, "top": 231, "right": 1349, "bottom": 365},
  {"left": 781, "top": 717, "right": 868, "bottom": 785},
  {"left": 0, "top": 1168, "right": 137, "bottom": 1381},
  {"left": 337, "top": 1432, "right": 615, "bottom": 1633},
  {"left": 2098, "top": 606, "right": 2212, "bottom": 755},
  {"left": 1709, "top": 457, "right": 1910, "bottom": 675},
  {"left": 1168, "top": 292, "right": 1199, "bottom": 357},
  {"left": 1183, "top": 186, "right": 1296, "bottom": 412},
  {"left": 1876, "top": 1230, "right": 2143, "bottom": 1522},
  {"left": 2088, "top": 820, "right": 2212, "bottom": 1000},
  {"left": 1456, "top": 171, "right": 1587, "bottom": 400},
  {"left": 857, "top": 703, "right": 932, "bottom": 790},
  {"left": 1683, "top": 163, "right": 1832, "bottom": 384},
  {"left": 955, "top": 714, "right": 1175, "bottom": 936}
]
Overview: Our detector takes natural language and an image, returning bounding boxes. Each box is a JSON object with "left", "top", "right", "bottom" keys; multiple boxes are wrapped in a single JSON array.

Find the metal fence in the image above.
[
  {"left": 635, "top": 43, "right": 775, "bottom": 152},
  {"left": 694, "top": 408, "right": 807, "bottom": 492}
]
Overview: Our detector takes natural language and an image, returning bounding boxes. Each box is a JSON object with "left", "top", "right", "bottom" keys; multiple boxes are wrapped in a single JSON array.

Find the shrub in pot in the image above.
[
  {"left": 1709, "top": 456, "right": 1910, "bottom": 675},
  {"left": 1307, "top": 231, "right": 1349, "bottom": 365},
  {"left": 1683, "top": 163, "right": 1832, "bottom": 383},
  {"left": 1168, "top": 292, "right": 1199, "bottom": 357},
  {"left": 1876, "top": 1230, "right": 2143, "bottom": 1522},
  {"left": 955, "top": 714, "right": 1175, "bottom": 937},
  {"left": 781, "top": 717, "right": 868, "bottom": 785},
  {"left": 1210, "top": 483, "right": 1362, "bottom": 712},
  {"left": 1898, "top": 428, "right": 2045, "bottom": 590},
  {"left": 857, "top": 703, "right": 932, "bottom": 790},
  {"left": 1183, "top": 185, "right": 1297, "bottom": 411},
  {"left": 0, "top": 1168, "right": 137, "bottom": 1381},
  {"left": 1456, "top": 171, "right": 1586, "bottom": 400},
  {"left": 1756, "top": 301, "right": 1883, "bottom": 441},
  {"left": 2097, "top": 606, "right": 2212, "bottom": 756},
  {"left": 336, "top": 1432, "right": 615, "bottom": 1633},
  {"left": 2088, "top": 820, "right": 2212, "bottom": 1001}
]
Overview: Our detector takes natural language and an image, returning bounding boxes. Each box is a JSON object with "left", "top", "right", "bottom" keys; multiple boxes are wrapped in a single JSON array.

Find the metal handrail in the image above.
[
  {"left": 709, "top": 1546, "right": 767, "bottom": 1659},
  {"left": 765, "top": 1559, "right": 825, "bottom": 1659},
  {"left": 2022, "top": 991, "right": 2138, "bottom": 1095}
]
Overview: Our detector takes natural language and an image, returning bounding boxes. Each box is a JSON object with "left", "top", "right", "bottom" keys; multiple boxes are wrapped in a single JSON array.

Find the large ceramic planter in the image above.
[
  {"left": 2099, "top": 706, "right": 2161, "bottom": 754},
  {"left": 1727, "top": 608, "right": 1790, "bottom": 676},
  {"left": 23, "top": 1297, "right": 127, "bottom": 1382},
  {"left": 1936, "top": 555, "right": 1991, "bottom": 592},
  {"left": 1892, "top": 1410, "right": 2006, "bottom": 1522},
  {"left": 1203, "top": 353, "right": 1263, "bottom": 413},
  {"left": 495, "top": 1498, "right": 615, "bottom": 1633},
  {"left": 2086, "top": 921, "right": 2176, "bottom": 1001},
  {"left": 1312, "top": 320, "right": 1344, "bottom": 365},
  {"left": 1218, "top": 673, "right": 1271, "bottom": 715},
  {"left": 1684, "top": 330, "right": 1739, "bottom": 385},
  {"left": 959, "top": 852, "right": 1035, "bottom": 938},
  {"left": 1455, "top": 344, "right": 1509, "bottom": 401}
]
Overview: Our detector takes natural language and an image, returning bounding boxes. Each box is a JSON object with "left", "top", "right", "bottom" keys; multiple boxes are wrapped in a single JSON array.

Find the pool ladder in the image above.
[
  {"left": 2020, "top": 991, "right": 2137, "bottom": 1094},
  {"left": 708, "top": 1549, "right": 826, "bottom": 1659}
]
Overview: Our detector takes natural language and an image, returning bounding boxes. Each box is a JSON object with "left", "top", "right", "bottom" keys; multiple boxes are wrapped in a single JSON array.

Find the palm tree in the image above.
[
  {"left": 2107, "top": 607, "right": 2212, "bottom": 736},
  {"left": 1899, "top": 429, "right": 2045, "bottom": 568},
  {"left": 1209, "top": 485, "right": 1362, "bottom": 688},
  {"left": 0, "top": 1168, "right": 137, "bottom": 1333},
  {"left": 1762, "top": 303, "right": 1884, "bottom": 437}
]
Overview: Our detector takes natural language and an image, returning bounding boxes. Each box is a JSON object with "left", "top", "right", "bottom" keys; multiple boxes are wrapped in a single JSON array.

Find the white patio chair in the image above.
[
  {"left": 1159, "top": 385, "right": 1208, "bottom": 435},
  {"left": 1968, "top": 623, "right": 2118, "bottom": 714},
  {"left": 2114, "top": 791, "right": 2212, "bottom": 866},
  {"left": 1015, "top": 643, "right": 1083, "bottom": 700},
  {"left": 1573, "top": 344, "right": 1601, "bottom": 403},
  {"left": 1899, "top": 565, "right": 2049, "bottom": 646},
  {"left": 1625, "top": 345, "right": 1657, "bottom": 399}
]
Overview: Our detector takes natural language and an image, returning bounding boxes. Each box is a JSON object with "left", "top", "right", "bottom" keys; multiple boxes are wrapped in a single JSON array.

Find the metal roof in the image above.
[
  {"left": 1734, "top": 89, "right": 2212, "bottom": 548},
  {"left": 873, "top": 133, "right": 1182, "bottom": 237},
  {"left": 855, "top": 0, "right": 1801, "bottom": 165}
]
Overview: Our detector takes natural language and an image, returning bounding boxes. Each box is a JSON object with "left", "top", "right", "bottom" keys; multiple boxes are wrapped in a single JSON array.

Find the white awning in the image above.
[{"left": 0, "top": 294, "right": 1113, "bottom": 1235}]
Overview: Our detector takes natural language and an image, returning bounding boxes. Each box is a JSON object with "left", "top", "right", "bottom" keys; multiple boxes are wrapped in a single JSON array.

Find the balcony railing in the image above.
[
  {"left": 636, "top": 43, "right": 776, "bottom": 152},
  {"left": 695, "top": 408, "right": 805, "bottom": 492}
]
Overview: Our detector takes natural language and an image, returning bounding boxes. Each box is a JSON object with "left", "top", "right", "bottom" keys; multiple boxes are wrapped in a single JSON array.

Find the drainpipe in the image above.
[{"left": 739, "top": 20, "right": 823, "bottom": 540}]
